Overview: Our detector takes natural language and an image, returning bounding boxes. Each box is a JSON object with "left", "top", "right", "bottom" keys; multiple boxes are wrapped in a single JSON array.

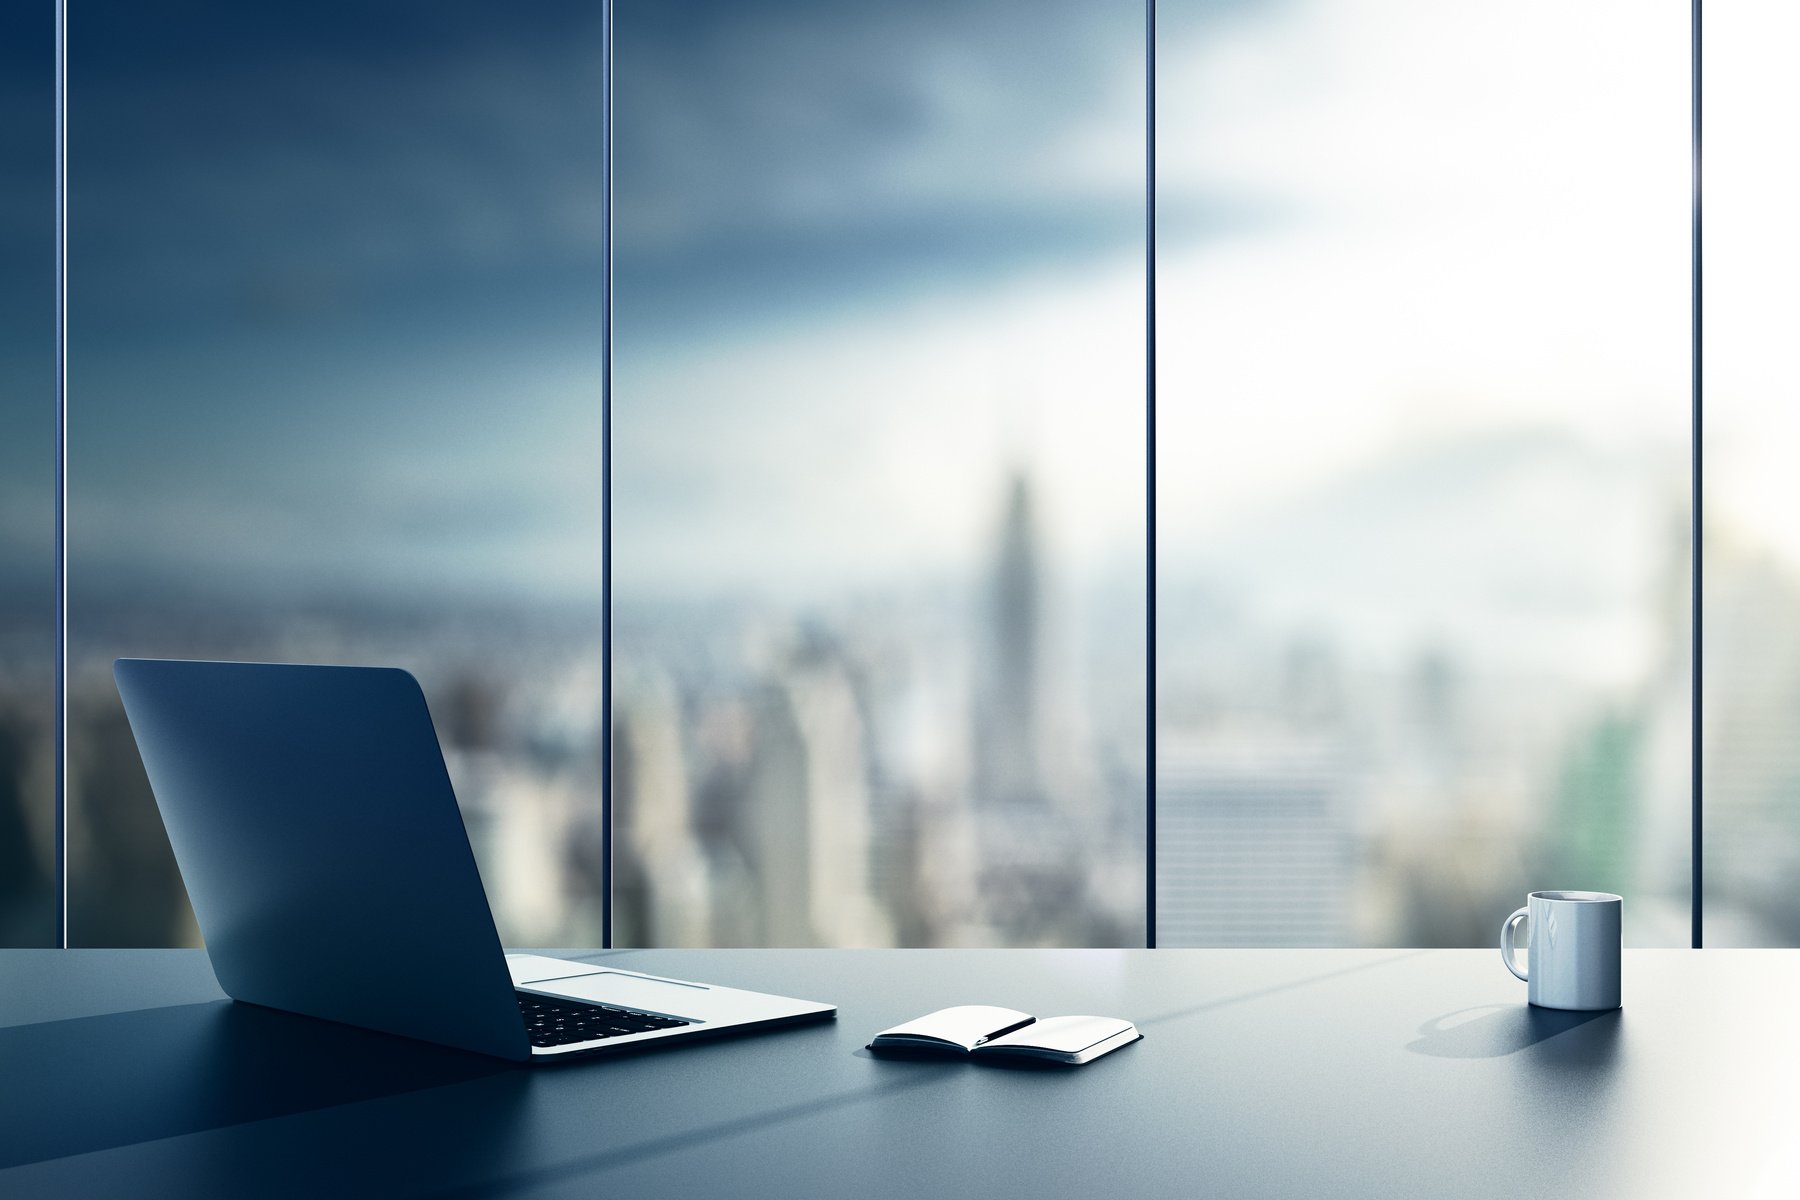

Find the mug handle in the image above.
[{"left": 1500, "top": 906, "right": 1529, "bottom": 981}]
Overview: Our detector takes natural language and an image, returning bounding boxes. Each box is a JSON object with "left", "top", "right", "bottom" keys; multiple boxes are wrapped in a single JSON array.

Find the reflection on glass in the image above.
[
  {"left": 1155, "top": 0, "right": 1690, "bottom": 946},
  {"left": 68, "top": 0, "right": 606, "bottom": 947},
  {"left": 0, "top": 3, "right": 56, "bottom": 947},
  {"left": 1702, "top": 2, "right": 1800, "bottom": 947},
  {"left": 611, "top": 0, "right": 1147, "bottom": 947}
]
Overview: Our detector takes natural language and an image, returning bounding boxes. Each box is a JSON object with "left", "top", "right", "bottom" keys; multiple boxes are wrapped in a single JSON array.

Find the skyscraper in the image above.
[
  {"left": 977, "top": 470, "right": 1045, "bottom": 811},
  {"left": 742, "top": 641, "right": 892, "bottom": 946},
  {"left": 611, "top": 673, "right": 712, "bottom": 947}
]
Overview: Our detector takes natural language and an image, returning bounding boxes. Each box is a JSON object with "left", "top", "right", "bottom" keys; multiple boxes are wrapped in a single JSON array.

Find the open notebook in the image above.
[{"left": 869, "top": 1005, "right": 1141, "bottom": 1065}]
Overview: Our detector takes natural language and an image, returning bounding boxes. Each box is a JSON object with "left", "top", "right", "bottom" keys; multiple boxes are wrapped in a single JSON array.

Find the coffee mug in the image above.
[{"left": 1500, "top": 890, "right": 1622, "bottom": 1011}]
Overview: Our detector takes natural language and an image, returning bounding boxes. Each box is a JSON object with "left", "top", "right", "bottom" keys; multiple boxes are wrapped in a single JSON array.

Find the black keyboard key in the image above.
[{"left": 515, "top": 990, "right": 693, "bottom": 1049}]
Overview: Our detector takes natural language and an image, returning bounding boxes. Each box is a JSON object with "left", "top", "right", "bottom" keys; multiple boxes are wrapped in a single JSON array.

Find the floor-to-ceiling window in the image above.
[
  {"left": 4, "top": 2, "right": 1743, "bottom": 953},
  {"left": 0, "top": 1, "right": 57, "bottom": 948},
  {"left": 609, "top": 0, "right": 1148, "bottom": 947},
  {"left": 64, "top": 0, "right": 608, "bottom": 947},
  {"left": 1701, "top": 0, "right": 1800, "bottom": 947},
  {"left": 1154, "top": 0, "right": 1692, "bottom": 947}
]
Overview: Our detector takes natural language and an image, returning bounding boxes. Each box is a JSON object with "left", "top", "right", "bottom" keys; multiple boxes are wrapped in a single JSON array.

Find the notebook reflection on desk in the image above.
[{"left": 869, "top": 1006, "right": 1141, "bottom": 1066}]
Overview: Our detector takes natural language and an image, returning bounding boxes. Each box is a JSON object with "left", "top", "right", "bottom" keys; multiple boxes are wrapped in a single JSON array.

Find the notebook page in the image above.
[
  {"left": 870, "top": 1006, "right": 1035, "bottom": 1052},
  {"left": 976, "top": 1015, "right": 1135, "bottom": 1056}
]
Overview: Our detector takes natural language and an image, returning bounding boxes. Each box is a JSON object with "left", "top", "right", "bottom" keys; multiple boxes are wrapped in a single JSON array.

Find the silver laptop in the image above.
[{"left": 114, "top": 658, "right": 835, "bottom": 1062}]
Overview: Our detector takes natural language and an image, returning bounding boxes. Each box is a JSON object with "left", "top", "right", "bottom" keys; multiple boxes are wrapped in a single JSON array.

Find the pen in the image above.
[{"left": 974, "top": 1016, "right": 1037, "bottom": 1046}]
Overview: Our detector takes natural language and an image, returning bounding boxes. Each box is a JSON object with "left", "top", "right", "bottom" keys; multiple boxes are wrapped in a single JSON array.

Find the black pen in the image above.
[{"left": 974, "top": 1016, "right": 1037, "bottom": 1046}]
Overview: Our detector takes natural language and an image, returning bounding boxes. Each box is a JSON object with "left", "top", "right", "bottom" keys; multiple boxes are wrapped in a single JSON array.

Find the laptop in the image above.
[{"left": 113, "top": 658, "right": 836, "bottom": 1062}]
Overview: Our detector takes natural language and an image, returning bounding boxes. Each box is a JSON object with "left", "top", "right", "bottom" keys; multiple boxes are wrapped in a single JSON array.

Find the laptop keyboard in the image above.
[{"left": 516, "top": 991, "right": 693, "bottom": 1049}]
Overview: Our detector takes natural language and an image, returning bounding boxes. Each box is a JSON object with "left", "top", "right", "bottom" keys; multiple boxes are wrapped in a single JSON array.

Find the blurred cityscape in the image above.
[
  {"left": 7, "top": 493, "right": 1800, "bottom": 948},
  {"left": 1157, "top": 487, "right": 1694, "bottom": 949},
  {"left": 611, "top": 469, "right": 1146, "bottom": 947},
  {"left": 0, "top": 596, "right": 609, "bottom": 949}
]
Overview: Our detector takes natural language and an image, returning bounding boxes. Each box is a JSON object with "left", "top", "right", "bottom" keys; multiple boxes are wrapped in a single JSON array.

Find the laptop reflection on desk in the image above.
[{"left": 114, "top": 658, "right": 835, "bottom": 1062}]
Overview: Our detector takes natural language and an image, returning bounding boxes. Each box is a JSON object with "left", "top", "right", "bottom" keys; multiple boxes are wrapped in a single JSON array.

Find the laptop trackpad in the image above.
[{"left": 548, "top": 971, "right": 711, "bottom": 1018}]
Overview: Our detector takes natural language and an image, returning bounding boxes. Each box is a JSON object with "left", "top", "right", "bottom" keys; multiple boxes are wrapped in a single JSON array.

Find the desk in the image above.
[{"left": 3, "top": 949, "right": 1796, "bottom": 1198}]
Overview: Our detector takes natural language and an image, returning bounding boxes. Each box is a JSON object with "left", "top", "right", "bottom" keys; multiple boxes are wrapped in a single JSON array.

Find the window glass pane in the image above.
[
  {"left": 1156, "top": 0, "right": 1691, "bottom": 946},
  {"left": 1702, "top": 1, "right": 1800, "bottom": 946},
  {"left": 612, "top": 0, "right": 1146, "bottom": 947},
  {"left": 69, "top": 1, "right": 606, "bottom": 946},
  {"left": 0, "top": 3, "right": 56, "bottom": 947}
]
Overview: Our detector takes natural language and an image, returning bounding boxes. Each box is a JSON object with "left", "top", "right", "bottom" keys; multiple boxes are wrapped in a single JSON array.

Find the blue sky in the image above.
[
  {"left": 0, "top": 1, "right": 54, "bottom": 598},
  {"left": 0, "top": 0, "right": 1704, "bottom": 692},
  {"left": 1, "top": 0, "right": 1175, "bottom": 606}
]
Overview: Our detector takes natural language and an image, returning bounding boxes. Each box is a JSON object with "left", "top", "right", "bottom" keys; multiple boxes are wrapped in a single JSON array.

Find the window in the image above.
[
  {"left": 6, "top": 2, "right": 1731, "bottom": 952},
  {"left": 610, "top": 0, "right": 1147, "bottom": 947},
  {"left": 65, "top": 0, "right": 606, "bottom": 947},
  {"left": 1155, "top": 0, "right": 1691, "bottom": 946},
  {"left": 0, "top": 1, "right": 56, "bottom": 947},
  {"left": 1701, "top": 0, "right": 1800, "bottom": 946}
]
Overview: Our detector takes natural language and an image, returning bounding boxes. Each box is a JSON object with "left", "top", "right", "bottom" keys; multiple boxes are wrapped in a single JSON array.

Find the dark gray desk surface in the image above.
[{"left": 3, "top": 948, "right": 1797, "bottom": 1198}]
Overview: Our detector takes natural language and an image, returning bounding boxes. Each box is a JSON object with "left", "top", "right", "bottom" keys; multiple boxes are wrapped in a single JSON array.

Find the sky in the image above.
[
  {"left": 1153, "top": 0, "right": 1691, "bottom": 687},
  {"left": 7, "top": 0, "right": 1155, "bottom": 607},
  {"left": 0, "top": 2, "right": 54, "bottom": 601},
  {"left": 0, "top": 0, "right": 1758, "bottom": 689},
  {"left": 609, "top": 0, "right": 1695, "bottom": 692},
  {"left": 1703, "top": 2, "right": 1800, "bottom": 563},
  {"left": 41, "top": 0, "right": 608, "bottom": 605}
]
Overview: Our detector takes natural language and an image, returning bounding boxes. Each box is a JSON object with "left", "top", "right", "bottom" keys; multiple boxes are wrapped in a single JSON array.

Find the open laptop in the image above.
[{"left": 113, "top": 658, "right": 835, "bottom": 1062}]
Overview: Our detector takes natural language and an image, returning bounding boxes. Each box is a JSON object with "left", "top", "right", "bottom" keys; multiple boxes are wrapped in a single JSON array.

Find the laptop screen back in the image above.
[{"left": 114, "top": 659, "right": 529, "bottom": 1060}]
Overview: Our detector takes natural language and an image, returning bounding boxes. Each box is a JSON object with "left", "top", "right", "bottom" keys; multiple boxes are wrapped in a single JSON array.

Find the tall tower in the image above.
[
  {"left": 743, "top": 643, "right": 893, "bottom": 946},
  {"left": 611, "top": 674, "right": 712, "bottom": 947},
  {"left": 978, "top": 470, "right": 1044, "bottom": 809}
]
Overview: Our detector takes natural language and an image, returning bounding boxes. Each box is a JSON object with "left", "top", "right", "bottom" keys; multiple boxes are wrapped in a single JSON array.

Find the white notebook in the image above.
[{"left": 869, "top": 1005, "right": 1141, "bottom": 1065}]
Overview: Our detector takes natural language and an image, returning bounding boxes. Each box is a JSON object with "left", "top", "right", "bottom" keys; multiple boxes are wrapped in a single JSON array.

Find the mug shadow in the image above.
[
  {"left": 1406, "top": 1004, "right": 1622, "bottom": 1061},
  {"left": 0, "top": 998, "right": 523, "bottom": 1169}
]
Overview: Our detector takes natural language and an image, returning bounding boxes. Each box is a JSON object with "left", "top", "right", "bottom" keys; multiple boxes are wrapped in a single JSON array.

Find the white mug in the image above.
[{"left": 1500, "top": 891, "right": 1622, "bottom": 1011}]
